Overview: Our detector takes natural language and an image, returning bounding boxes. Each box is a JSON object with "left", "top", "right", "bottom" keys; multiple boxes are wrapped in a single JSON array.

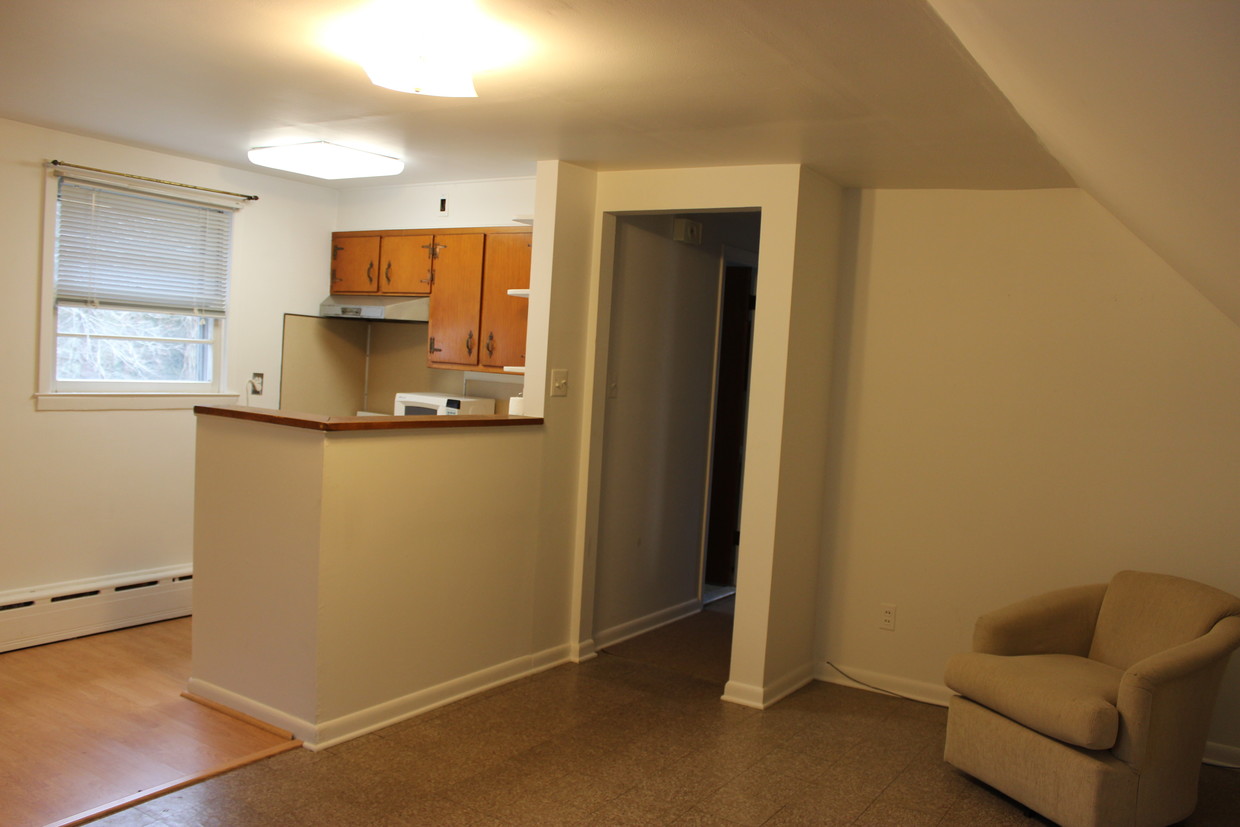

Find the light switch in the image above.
[{"left": 550, "top": 368, "right": 569, "bottom": 397}]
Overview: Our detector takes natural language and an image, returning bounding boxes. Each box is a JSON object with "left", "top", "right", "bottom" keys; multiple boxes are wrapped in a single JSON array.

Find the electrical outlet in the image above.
[
  {"left": 437, "top": 194, "right": 449, "bottom": 216},
  {"left": 879, "top": 603, "right": 897, "bottom": 631}
]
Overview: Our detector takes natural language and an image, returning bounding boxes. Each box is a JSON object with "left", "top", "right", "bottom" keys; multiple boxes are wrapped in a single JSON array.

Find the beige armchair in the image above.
[{"left": 943, "top": 570, "right": 1240, "bottom": 827}]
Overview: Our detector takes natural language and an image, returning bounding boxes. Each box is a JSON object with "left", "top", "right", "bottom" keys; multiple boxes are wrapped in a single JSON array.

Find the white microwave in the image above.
[{"left": 393, "top": 392, "right": 495, "bottom": 416}]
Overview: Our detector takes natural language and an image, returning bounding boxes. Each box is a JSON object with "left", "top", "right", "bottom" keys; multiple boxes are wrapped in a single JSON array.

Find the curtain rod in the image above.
[{"left": 48, "top": 160, "right": 260, "bottom": 202}]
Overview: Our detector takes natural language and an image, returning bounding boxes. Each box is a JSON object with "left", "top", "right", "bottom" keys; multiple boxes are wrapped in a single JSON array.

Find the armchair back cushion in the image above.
[{"left": 1089, "top": 571, "right": 1240, "bottom": 670}]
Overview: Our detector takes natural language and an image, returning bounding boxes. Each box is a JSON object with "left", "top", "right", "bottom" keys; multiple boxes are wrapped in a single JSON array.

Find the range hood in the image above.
[{"left": 319, "top": 295, "right": 428, "bottom": 321}]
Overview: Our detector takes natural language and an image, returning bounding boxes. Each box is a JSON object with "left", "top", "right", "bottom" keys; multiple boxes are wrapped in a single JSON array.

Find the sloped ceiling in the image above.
[
  {"left": 928, "top": 0, "right": 1240, "bottom": 327},
  {"left": 0, "top": 2, "right": 1233, "bottom": 323}
]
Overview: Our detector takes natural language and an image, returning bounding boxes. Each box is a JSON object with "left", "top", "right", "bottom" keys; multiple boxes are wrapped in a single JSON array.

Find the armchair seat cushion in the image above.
[{"left": 945, "top": 652, "right": 1123, "bottom": 749}]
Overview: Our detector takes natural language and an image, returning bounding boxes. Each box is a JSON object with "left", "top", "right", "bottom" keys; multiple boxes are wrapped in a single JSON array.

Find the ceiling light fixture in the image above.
[
  {"left": 361, "top": 53, "right": 478, "bottom": 98},
  {"left": 322, "top": 0, "right": 531, "bottom": 97},
  {"left": 246, "top": 142, "right": 405, "bottom": 179}
]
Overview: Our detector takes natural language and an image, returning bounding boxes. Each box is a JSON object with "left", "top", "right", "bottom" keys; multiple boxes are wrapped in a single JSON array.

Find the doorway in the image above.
[
  {"left": 590, "top": 211, "right": 760, "bottom": 667},
  {"left": 702, "top": 262, "right": 756, "bottom": 603}
]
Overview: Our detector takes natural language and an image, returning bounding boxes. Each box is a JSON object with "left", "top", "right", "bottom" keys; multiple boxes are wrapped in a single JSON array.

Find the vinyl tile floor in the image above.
[{"left": 85, "top": 646, "right": 1240, "bottom": 826}]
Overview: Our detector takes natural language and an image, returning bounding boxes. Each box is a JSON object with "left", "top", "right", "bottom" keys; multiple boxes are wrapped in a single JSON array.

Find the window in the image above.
[{"left": 43, "top": 173, "right": 236, "bottom": 401}]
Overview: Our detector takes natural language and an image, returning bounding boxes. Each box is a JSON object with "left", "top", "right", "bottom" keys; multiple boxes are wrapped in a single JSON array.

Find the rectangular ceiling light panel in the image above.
[{"left": 247, "top": 142, "right": 404, "bottom": 179}]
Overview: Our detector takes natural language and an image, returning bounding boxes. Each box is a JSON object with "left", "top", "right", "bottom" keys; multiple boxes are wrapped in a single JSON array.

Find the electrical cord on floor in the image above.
[{"left": 822, "top": 661, "right": 942, "bottom": 707}]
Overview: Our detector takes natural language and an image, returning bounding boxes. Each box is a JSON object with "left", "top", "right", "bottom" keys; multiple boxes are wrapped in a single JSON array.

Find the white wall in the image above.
[
  {"left": 761, "top": 167, "right": 844, "bottom": 689},
  {"left": 527, "top": 161, "right": 598, "bottom": 658},
  {"left": 336, "top": 177, "right": 535, "bottom": 230},
  {"left": 817, "top": 188, "right": 1240, "bottom": 752},
  {"left": 0, "top": 118, "right": 336, "bottom": 594},
  {"left": 191, "top": 418, "right": 325, "bottom": 723},
  {"left": 191, "top": 415, "right": 546, "bottom": 747},
  {"left": 317, "top": 426, "right": 544, "bottom": 727}
]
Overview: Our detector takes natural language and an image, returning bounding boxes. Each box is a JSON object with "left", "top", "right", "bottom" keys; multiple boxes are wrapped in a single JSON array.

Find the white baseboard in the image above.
[
  {"left": 189, "top": 643, "right": 574, "bottom": 750},
  {"left": 593, "top": 598, "right": 701, "bottom": 651},
  {"left": 1204, "top": 741, "right": 1240, "bottom": 768},
  {"left": 190, "top": 647, "right": 1240, "bottom": 761},
  {"left": 571, "top": 638, "right": 598, "bottom": 662},
  {"left": 721, "top": 679, "right": 765, "bottom": 708},
  {"left": 722, "top": 662, "right": 814, "bottom": 709},
  {"left": 186, "top": 677, "right": 314, "bottom": 743},
  {"left": 531, "top": 643, "right": 573, "bottom": 672},
  {"left": 764, "top": 663, "right": 816, "bottom": 706},
  {"left": 0, "top": 566, "right": 193, "bottom": 653}
]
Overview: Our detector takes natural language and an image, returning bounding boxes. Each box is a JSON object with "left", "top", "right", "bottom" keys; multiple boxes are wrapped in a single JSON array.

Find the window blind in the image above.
[{"left": 55, "top": 178, "right": 232, "bottom": 317}]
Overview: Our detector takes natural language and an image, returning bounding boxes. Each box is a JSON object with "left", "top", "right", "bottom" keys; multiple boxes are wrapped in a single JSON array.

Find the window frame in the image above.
[{"left": 37, "top": 168, "right": 243, "bottom": 410}]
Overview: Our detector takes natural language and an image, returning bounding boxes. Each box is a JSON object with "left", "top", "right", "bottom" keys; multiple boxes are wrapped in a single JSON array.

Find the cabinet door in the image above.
[
  {"left": 479, "top": 233, "right": 532, "bottom": 369},
  {"left": 427, "top": 234, "right": 485, "bottom": 366},
  {"left": 380, "top": 234, "right": 434, "bottom": 295},
  {"left": 330, "top": 236, "right": 381, "bottom": 293}
]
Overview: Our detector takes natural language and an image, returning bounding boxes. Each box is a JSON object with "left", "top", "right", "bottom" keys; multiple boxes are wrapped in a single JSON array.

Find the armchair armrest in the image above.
[
  {"left": 1123, "top": 615, "right": 1240, "bottom": 689},
  {"left": 973, "top": 583, "right": 1107, "bottom": 656},
  {"left": 1114, "top": 615, "right": 1240, "bottom": 769}
]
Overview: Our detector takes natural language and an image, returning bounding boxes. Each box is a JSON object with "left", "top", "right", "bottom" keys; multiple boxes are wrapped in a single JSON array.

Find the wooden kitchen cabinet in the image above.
[
  {"left": 429, "top": 230, "right": 531, "bottom": 372},
  {"left": 379, "top": 234, "right": 435, "bottom": 293},
  {"left": 426, "top": 233, "right": 486, "bottom": 366},
  {"left": 330, "top": 236, "right": 382, "bottom": 293},
  {"left": 330, "top": 226, "right": 531, "bottom": 374},
  {"left": 330, "top": 231, "right": 437, "bottom": 296},
  {"left": 479, "top": 233, "right": 532, "bottom": 370}
]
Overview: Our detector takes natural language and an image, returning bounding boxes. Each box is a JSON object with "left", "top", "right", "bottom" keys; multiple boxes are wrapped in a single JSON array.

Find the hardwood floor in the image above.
[{"left": 0, "top": 618, "right": 298, "bottom": 827}]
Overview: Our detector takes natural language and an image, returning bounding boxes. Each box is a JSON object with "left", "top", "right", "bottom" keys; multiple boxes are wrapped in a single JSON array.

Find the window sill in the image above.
[{"left": 35, "top": 392, "right": 242, "bottom": 412}]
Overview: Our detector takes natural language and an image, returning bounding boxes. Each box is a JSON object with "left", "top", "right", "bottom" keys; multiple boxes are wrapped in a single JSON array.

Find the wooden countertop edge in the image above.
[{"left": 193, "top": 405, "right": 543, "bottom": 431}]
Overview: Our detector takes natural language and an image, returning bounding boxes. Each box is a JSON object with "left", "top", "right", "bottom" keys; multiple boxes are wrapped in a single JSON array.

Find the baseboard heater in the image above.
[{"left": 0, "top": 566, "right": 193, "bottom": 653}]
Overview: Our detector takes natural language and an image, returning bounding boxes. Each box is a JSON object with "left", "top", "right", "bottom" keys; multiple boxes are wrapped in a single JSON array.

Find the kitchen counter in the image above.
[
  {"left": 194, "top": 404, "right": 542, "bottom": 431},
  {"left": 188, "top": 403, "right": 547, "bottom": 749}
]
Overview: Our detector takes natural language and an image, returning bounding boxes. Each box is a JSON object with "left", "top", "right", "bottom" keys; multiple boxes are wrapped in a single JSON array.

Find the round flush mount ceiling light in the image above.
[
  {"left": 247, "top": 142, "right": 405, "bottom": 179},
  {"left": 322, "top": 0, "right": 531, "bottom": 97}
]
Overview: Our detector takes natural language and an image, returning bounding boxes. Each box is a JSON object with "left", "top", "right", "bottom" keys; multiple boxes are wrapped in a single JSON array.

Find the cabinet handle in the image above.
[
  {"left": 366, "top": 261, "right": 374, "bottom": 283},
  {"left": 385, "top": 261, "right": 392, "bottom": 284},
  {"left": 421, "top": 242, "right": 444, "bottom": 260},
  {"left": 420, "top": 269, "right": 435, "bottom": 285},
  {"left": 465, "top": 330, "right": 474, "bottom": 356},
  {"left": 486, "top": 332, "right": 495, "bottom": 356},
  {"left": 429, "top": 336, "right": 443, "bottom": 354},
  {"left": 332, "top": 244, "right": 344, "bottom": 260}
]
